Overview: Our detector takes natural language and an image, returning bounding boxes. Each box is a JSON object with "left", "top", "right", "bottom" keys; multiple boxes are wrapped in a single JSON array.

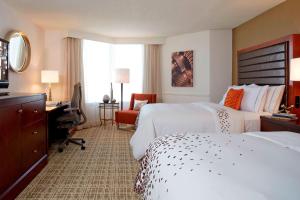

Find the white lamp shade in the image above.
[
  {"left": 41, "top": 70, "right": 59, "bottom": 83},
  {"left": 290, "top": 58, "right": 300, "bottom": 81},
  {"left": 114, "top": 68, "right": 130, "bottom": 83}
]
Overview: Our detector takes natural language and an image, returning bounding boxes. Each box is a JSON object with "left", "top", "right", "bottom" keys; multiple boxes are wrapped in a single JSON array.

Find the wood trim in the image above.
[
  {"left": 0, "top": 155, "right": 47, "bottom": 200},
  {"left": 238, "top": 34, "right": 298, "bottom": 54},
  {"left": 0, "top": 94, "right": 46, "bottom": 108}
]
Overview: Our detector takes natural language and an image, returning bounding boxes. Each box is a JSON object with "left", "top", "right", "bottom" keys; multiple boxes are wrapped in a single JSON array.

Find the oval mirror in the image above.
[{"left": 6, "top": 31, "right": 31, "bottom": 73}]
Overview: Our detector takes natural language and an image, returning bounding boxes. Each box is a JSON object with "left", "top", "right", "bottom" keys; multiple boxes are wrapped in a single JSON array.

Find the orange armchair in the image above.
[{"left": 115, "top": 93, "right": 157, "bottom": 128}]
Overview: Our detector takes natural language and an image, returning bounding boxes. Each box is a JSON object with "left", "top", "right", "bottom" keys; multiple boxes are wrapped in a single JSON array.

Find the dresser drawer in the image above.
[
  {"left": 21, "top": 120, "right": 46, "bottom": 171},
  {"left": 21, "top": 142, "right": 45, "bottom": 172},
  {"left": 23, "top": 120, "right": 47, "bottom": 146},
  {"left": 22, "top": 100, "right": 45, "bottom": 126}
]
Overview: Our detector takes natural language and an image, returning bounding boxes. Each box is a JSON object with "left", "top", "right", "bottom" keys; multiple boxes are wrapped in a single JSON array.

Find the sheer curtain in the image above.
[{"left": 82, "top": 40, "right": 144, "bottom": 124}]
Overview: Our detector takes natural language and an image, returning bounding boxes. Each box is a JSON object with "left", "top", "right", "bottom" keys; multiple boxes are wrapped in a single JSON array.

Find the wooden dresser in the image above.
[{"left": 0, "top": 93, "right": 47, "bottom": 200}]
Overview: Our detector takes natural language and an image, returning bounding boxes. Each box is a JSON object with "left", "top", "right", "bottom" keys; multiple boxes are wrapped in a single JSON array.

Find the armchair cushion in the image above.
[{"left": 115, "top": 110, "right": 139, "bottom": 125}]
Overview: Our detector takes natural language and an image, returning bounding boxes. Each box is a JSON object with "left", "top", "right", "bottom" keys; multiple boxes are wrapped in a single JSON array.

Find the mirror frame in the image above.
[{"left": 6, "top": 31, "right": 31, "bottom": 73}]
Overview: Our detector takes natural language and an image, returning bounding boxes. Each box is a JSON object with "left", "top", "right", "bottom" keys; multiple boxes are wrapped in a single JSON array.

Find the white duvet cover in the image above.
[
  {"left": 130, "top": 102, "right": 260, "bottom": 160},
  {"left": 135, "top": 132, "right": 300, "bottom": 200}
]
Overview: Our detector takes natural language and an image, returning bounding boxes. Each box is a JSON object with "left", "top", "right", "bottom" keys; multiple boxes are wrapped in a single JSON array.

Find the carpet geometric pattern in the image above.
[{"left": 17, "top": 126, "right": 140, "bottom": 200}]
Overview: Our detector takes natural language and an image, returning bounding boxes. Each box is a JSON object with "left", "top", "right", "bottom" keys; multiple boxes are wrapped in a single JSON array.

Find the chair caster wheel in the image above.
[
  {"left": 82, "top": 140, "right": 85, "bottom": 144},
  {"left": 58, "top": 148, "right": 63, "bottom": 153},
  {"left": 81, "top": 146, "right": 85, "bottom": 150}
]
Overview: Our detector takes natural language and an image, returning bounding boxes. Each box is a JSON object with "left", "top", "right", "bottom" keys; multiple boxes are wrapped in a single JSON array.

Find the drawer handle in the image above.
[
  {"left": 18, "top": 109, "right": 23, "bottom": 113},
  {"left": 33, "top": 149, "right": 38, "bottom": 153},
  {"left": 33, "top": 131, "right": 38, "bottom": 135},
  {"left": 33, "top": 109, "right": 38, "bottom": 113}
]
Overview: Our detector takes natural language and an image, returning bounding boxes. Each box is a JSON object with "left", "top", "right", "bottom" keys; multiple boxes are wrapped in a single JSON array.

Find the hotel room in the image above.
[{"left": 0, "top": 0, "right": 300, "bottom": 199}]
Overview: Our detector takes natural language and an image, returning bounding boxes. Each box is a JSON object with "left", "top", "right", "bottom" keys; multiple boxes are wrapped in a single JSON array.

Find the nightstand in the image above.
[{"left": 260, "top": 116, "right": 300, "bottom": 133}]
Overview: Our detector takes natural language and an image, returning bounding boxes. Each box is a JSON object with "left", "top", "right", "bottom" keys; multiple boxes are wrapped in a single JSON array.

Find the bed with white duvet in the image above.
[
  {"left": 130, "top": 102, "right": 269, "bottom": 159},
  {"left": 130, "top": 84, "right": 284, "bottom": 160},
  {"left": 135, "top": 131, "right": 300, "bottom": 200}
]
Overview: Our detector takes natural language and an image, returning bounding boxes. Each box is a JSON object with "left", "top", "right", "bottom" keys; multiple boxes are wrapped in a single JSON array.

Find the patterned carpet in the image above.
[{"left": 17, "top": 126, "right": 140, "bottom": 200}]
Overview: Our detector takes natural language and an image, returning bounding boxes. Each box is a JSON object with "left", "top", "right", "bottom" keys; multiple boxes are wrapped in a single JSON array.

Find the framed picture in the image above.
[{"left": 171, "top": 50, "right": 193, "bottom": 87}]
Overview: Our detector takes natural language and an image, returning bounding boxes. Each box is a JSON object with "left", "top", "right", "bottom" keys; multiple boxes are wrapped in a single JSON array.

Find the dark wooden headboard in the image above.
[
  {"left": 237, "top": 39, "right": 290, "bottom": 106},
  {"left": 237, "top": 34, "right": 300, "bottom": 110},
  {"left": 238, "top": 42, "right": 288, "bottom": 85}
]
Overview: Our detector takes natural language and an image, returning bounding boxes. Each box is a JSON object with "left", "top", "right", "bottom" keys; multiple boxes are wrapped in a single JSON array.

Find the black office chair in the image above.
[{"left": 57, "top": 83, "right": 87, "bottom": 152}]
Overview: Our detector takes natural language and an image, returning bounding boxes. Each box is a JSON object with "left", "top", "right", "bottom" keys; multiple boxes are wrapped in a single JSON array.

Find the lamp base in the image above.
[{"left": 47, "top": 83, "right": 52, "bottom": 101}]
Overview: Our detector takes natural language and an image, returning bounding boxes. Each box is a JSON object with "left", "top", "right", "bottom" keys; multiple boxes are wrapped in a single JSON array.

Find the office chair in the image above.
[{"left": 57, "top": 83, "right": 87, "bottom": 152}]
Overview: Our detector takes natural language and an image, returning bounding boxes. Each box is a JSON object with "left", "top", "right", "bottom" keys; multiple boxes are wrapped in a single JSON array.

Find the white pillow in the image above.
[
  {"left": 240, "top": 86, "right": 263, "bottom": 112},
  {"left": 133, "top": 100, "right": 148, "bottom": 111},
  {"left": 219, "top": 85, "right": 245, "bottom": 105},
  {"left": 264, "top": 85, "right": 285, "bottom": 113},
  {"left": 248, "top": 84, "right": 269, "bottom": 113}
]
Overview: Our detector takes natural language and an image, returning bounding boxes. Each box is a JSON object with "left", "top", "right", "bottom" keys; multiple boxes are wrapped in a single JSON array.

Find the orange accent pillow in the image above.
[{"left": 224, "top": 88, "right": 244, "bottom": 110}]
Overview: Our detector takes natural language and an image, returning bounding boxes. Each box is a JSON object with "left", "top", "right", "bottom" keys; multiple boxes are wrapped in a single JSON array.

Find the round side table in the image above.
[{"left": 99, "top": 102, "right": 120, "bottom": 126}]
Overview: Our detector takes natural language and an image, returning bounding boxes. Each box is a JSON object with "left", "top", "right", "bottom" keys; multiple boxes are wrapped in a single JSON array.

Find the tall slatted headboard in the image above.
[{"left": 238, "top": 41, "right": 289, "bottom": 106}]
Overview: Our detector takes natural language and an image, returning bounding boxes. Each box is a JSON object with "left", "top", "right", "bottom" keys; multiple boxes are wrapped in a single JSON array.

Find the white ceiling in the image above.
[{"left": 3, "top": 0, "right": 285, "bottom": 38}]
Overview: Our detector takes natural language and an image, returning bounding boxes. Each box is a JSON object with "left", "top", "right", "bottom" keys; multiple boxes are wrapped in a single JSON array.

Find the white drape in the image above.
[
  {"left": 65, "top": 37, "right": 83, "bottom": 99},
  {"left": 64, "top": 37, "right": 99, "bottom": 127},
  {"left": 143, "top": 44, "right": 162, "bottom": 102}
]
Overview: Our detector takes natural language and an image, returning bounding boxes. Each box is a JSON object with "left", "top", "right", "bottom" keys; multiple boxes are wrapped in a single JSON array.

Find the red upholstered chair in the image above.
[{"left": 115, "top": 93, "right": 157, "bottom": 128}]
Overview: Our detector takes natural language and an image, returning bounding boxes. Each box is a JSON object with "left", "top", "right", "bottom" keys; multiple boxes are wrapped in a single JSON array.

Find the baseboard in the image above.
[{"left": 0, "top": 155, "right": 48, "bottom": 200}]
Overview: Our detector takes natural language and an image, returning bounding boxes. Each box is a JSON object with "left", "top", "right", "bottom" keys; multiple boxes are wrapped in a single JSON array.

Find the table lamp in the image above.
[
  {"left": 41, "top": 70, "right": 59, "bottom": 101},
  {"left": 290, "top": 58, "right": 300, "bottom": 108},
  {"left": 114, "top": 68, "right": 129, "bottom": 110}
]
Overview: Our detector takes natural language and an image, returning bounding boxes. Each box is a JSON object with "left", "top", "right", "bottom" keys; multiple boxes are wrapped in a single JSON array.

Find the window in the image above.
[{"left": 82, "top": 40, "right": 144, "bottom": 105}]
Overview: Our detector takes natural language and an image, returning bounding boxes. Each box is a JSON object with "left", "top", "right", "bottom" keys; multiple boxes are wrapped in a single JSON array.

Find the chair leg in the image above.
[
  {"left": 69, "top": 139, "right": 83, "bottom": 145},
  {"left": 58, "top": 135, "right": 86, "bottom": 152},
  {"left": 72, "top": 138, "right": 85, "bottom": 144}
]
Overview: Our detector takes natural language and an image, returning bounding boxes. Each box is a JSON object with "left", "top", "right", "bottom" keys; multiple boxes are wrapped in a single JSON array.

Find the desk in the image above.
[{"left": 46, "top": 104, "right": 69, "bottom": 144}]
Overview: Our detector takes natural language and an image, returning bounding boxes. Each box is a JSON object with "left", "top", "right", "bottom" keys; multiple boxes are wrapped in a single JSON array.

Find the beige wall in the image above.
[
  {"left": 0, "top": 0, "right": 45, "bottom": 94},
  {"left": 232, "top": 0, "right": 300, "bottom": 84},
  {"left": 161, "top": 30, "right": 232, "bottom": 103},
  {"left": 44, "top": 30, "right": 69, "bottom": 101}
]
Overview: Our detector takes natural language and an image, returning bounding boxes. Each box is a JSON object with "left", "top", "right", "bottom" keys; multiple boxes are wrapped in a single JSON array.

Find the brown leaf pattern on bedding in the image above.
[
  {"left": 134, "top": 134, "right": 219, "bottom": 199},
  {"left": 216, "top": 108, "right": 230, "bottom": 133},
  {"left": 134, "top": 133, "right": 250, "bottom": 199},
  {"left": 134, "top": 135, "right": 168, "bottom": 194}
]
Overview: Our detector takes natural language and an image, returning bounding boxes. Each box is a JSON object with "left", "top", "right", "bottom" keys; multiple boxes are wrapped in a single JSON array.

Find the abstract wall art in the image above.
[{"left": 171, "top": 50, "right": 193, "bottom": 87}]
